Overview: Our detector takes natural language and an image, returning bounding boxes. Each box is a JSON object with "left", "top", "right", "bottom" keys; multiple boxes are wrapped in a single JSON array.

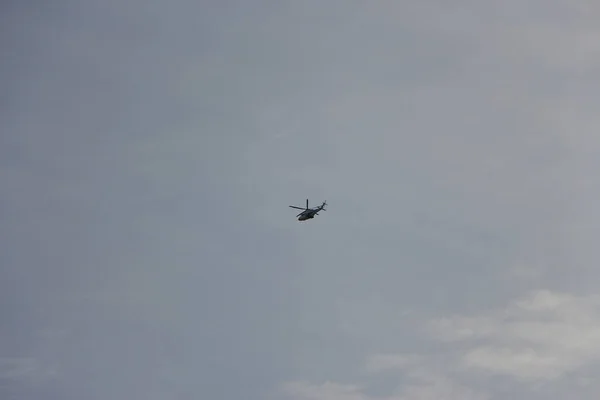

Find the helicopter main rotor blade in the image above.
[
  {"left": 306, "top": 199, "right": 309, "bottom": 209},
  {"left": 289, "top": 206, "right": 304, "bottom": 210}
]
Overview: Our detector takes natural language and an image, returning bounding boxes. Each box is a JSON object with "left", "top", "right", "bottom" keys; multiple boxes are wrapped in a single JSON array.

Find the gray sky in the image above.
[{"left": 3, "top": 1, "right": 600, "bottom": 399}]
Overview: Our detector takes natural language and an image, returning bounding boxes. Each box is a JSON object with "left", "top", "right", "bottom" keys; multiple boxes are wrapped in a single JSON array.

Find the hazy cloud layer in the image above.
[{"left": 3, "top": 1, "right": 600, "bottom": 399}]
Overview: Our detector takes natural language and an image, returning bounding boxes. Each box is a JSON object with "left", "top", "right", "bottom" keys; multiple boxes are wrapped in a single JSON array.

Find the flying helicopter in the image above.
[{"left": 289, "top": 199, "right": 327, "bottom": 221}]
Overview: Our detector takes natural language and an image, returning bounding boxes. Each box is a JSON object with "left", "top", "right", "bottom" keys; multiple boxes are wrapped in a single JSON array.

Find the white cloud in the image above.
[
  {"left": 427, "top": 316, "right": 498, "bottom": 342},
  {"left": 463, "top": 346, "right": 567, "bottom": 381},
  {"left": 393, "top": 371, "right": 489, "bottom": 400},
  {"left": 279, "top": 289, "right": 600, "bottom": 400},
  {"left": 279, "top": 352, "right": 489, "bottom": 400},
  {"left": 280, "top": 381, "right": 367, "bottom": 400},
  {"left": 427, "top": 290, "right": 600, "bottom": 381},
  {"left": 364, "top": 353, "right": 423, "bottom": 374},
  {"left": 279, "top": 371, "right": 488, "bottom": 400}
]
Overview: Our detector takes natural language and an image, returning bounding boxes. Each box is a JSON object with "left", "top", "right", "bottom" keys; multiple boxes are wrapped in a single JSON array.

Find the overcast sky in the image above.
[{"left": 3, "top": 1, "right": 600, "bottom": 399}]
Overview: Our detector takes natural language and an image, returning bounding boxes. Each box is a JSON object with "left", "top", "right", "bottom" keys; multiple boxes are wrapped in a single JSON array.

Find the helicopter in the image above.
[{"left": 289, "top": 199, "right": 327, "bottom": 221}]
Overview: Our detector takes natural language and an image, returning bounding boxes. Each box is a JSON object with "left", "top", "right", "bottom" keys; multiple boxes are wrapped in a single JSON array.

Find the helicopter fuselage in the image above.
[{"left": 298, "top": 213, "right": 315, "bottom": 221}]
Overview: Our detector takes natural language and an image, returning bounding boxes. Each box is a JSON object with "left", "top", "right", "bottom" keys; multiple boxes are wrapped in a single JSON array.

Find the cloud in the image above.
[
  {"left": 6, "top": 0, "right": 600, "bottom": 399},
  {"left": 0, "top": 357, "right": 57, "bottom": 383},
  {"left": 279, "top": 351, "right": 489, "bottom": 400},
  {"left": 427, "top": 290, "right": 600, "bottom": 381},
  {"left": 462, "top": 346, "right": 567, "bottom": 381},
  {"left": 364, "top": 354, "right": 423, "bottom": 374},
  {"left": 393, "top": 371, "right": 489, "bottom": 400},
  {"left": 279, "top": 370, "right": 489, "bottom": 400},
  {"left": 278, "top": 289, "right": 600, "bottom": 399},
  {"left": 280, "top": 381, "right": 367, "bottom": 400}
]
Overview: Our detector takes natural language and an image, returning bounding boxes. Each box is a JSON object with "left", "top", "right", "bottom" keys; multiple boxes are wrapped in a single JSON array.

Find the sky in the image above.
[{"left": 2, "top": 0, "right": 600, "bottom": 399}]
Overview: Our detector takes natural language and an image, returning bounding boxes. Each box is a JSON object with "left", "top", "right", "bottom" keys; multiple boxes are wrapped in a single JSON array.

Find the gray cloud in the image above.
[{"left": 3, "top": 0, "right": 600, "bottom": 399}]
